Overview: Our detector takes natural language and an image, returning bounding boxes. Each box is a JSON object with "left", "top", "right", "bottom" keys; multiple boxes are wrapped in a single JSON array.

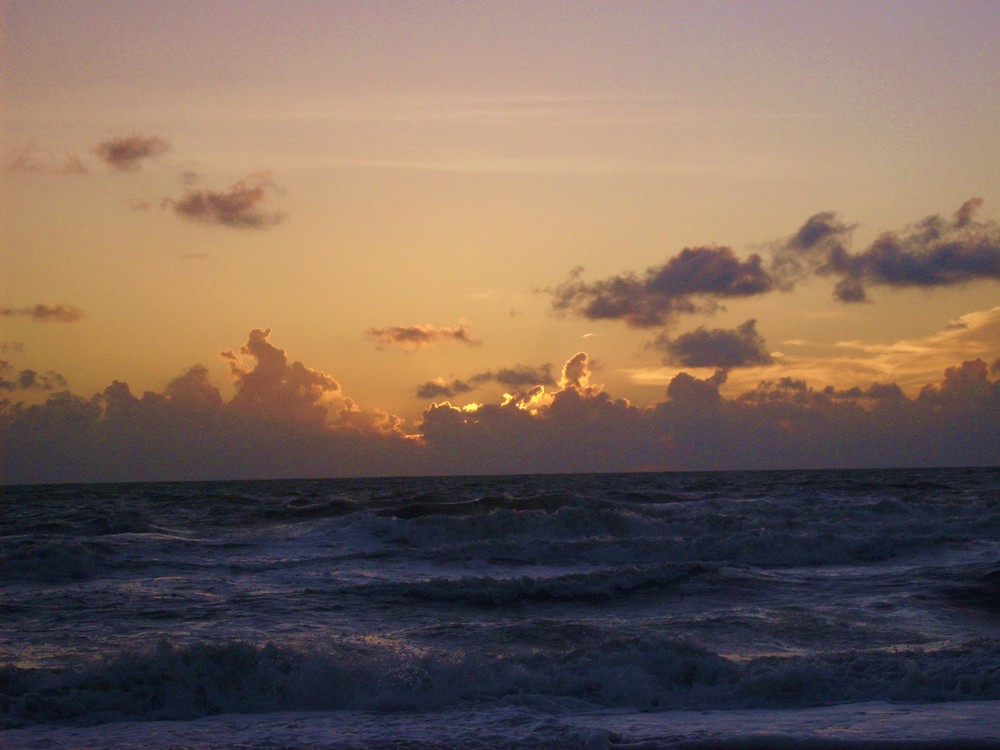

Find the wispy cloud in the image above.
[
  {"left": 0, "top": 304, "right": 84, "bottom": 323},
  {"left": 6, "top": 144, "right": 87, "bottom": 175},
  {"left": 367, "top": 322, "right": 482, "bottom": 350}
]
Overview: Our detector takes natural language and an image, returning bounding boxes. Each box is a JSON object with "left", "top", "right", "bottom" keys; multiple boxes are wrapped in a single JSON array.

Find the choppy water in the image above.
[{"left": 2, "top": 468, "right": 999, "bottom": 748}]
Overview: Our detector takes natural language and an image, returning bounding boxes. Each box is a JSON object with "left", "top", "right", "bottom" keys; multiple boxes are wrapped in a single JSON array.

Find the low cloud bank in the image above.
[{"left": 2, "top": 329, "right": 997, "bottom": 484}]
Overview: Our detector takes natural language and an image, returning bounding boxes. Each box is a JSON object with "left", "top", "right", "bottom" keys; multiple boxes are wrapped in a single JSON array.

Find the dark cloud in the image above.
[
  {"left": 486, "top": 364, "right": 556, "bottom": 388},
  {"left": 550, "top": 246, "right": 774, "bottom": 327},
  {"left": 415, "top": 364, "right": 554, "bottom": 400},
  {"left": 833, "top": 200, "right": 1000, "bottom": 301},
  {"left": 653, "top": 319, "right": 773, "bottom": 369},
  {"left": 94, "top": 134, "right": 170, "bottom": 171},
  {"left": 0, "top": 362, "right": 68, "bottom": 392},
  {"left": 770, "top": 211, "right": 856, "bottom": 288},
  {"left": 0, "top": 304, "right": 84, "bottom": 323},
  {"left": 367, "top": 322, "right": 482, "bottom": 349},
  {"left": 167, "top": 173, "right": 285, "bottom": 229},
  {"left": 550, "top": 200, "right": 999, "bottom": 326},
  {"left": 416, "top": 379, "right": 474, "bottom": 399},
  {"left": 775, "top": 199, "right": 1000, "bottom": 302}
]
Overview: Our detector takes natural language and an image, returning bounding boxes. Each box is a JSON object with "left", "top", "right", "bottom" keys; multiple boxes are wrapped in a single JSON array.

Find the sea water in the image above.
[{"left": 2, "top": 468, "right": 999, "bottom": 748}]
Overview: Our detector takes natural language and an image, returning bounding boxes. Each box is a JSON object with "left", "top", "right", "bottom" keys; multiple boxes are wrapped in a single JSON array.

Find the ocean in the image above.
[{"left": 2, "top": 468, "right": 999, "bottom": 749}]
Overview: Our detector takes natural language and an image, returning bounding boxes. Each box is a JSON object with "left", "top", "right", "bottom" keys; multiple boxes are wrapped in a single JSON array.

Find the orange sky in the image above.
[{"left": 2, "top": 1, "right": 998, "bottom": 481}]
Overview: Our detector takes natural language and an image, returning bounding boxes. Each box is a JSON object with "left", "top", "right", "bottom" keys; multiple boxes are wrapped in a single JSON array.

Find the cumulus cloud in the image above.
[
  {"left": 167, "top": 173, "right": 285, "bottom": 229},
  {"left": 6, "top": 145, "right": 87, "bottom": 175},
  {"left": 220, "top": 328, "right": 345, "bottom": 427},
  {"left": 94, "top": 134, "right": 170, "bottom": 171},
  {"left": 367, "top": 322, "right": 482, "bottom": 349},
  {"left": 0, "top": 304, "right": 84, "bottom": 323},
  {"left": 652, "top": 319, "right": 774, "bottom": 369},
  {"left": 551, "top": 246, "right": 773, "bottom": 327}
]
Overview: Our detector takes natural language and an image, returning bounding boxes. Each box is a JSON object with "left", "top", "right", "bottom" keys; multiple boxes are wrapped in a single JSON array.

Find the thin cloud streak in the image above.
[
  {"left": 415, "top": 364, "right": 555, "bottom": 399},
  {"left": 367, "top": 322, "right": 483, "bottom": 350},
  {"left": 0, "top": 304, "right": 84, "bottom": 323}
]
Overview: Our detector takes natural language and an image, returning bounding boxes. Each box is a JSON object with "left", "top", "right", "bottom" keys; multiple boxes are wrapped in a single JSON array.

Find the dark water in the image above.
[{"left": 2, "top": 468, "right": 999, "bottom": 748}]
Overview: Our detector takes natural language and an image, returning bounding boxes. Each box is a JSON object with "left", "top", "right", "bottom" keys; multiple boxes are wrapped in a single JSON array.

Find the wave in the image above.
[
  {"left": 5, "top": 636, "right": 1000, "bottom": 728},
  {"left": 0, "top": 537, "right": 116, "bottom": 583},
  {"left": 356, "top": 562, "right": 709, "bottom": 605}
]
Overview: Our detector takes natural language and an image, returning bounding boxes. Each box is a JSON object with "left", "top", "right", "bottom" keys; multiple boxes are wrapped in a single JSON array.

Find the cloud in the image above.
[
  {"left": 367, "top": 322, "right": 482, "bottom": 349},
  {"left": 2, "top": 332, "right": 998, "bottom": 483},
  {"left": 487, "top": 364, "right": 555, "bottom": 388},
  {"left": 416, "top": 378, "right": 475, "bottom": 399},
  {"left": 415, "top": 364, "right": 556, "bottom": 400},
  {"left": 0, "top": 362, "right": 68, "bottom": 392},
  {"left": 167, "top": 173, "right": 285, "bottom": 229},
  {"left": 774, "top": 198, "right": 1000, "bottom": 302},
  {"left": 652, "top": 319, "right": 774, "bottom": 369},
  {"left": 6, "top": 145, "right": 87, "bottom": 175},
  {"left": 550, "top": 200, "right": 999, "bottom": 327},
  {"left": 220, "top": 328, "right": 346, "bottom": 427},
  {"left": 550, "top": 246, "right": 774, "bottom": 327},
  {"left": 0, "top": 304, "right": 84, "bottom": 323},
  {"left": 94, "top": 134, "right": 170, "bottom": 171}
]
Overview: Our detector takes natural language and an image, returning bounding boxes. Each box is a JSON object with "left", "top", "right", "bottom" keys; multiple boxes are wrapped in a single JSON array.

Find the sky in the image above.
[{"left": 2, "top": 0, "right": 999, "bottom": 482}]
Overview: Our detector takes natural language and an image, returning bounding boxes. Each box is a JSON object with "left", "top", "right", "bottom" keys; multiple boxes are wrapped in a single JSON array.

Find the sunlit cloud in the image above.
[
  {"left": 0, "top": 304, "right": 84, "bottom": 323},
  {"left": 367, "top": 322, "right": 483, "bottom": 350},
  {"left": 94, "top": 134, "right": 170, "bottom": 171},
  {"left": 219, "top": 327, "right": 344, "bottom": 427}
]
